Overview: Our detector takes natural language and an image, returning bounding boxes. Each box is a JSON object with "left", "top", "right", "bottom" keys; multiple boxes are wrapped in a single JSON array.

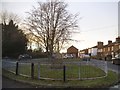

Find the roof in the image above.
[
  {"left": 87, "top": 46, "right": 97, "bottom": 50},
  {"left": 92, "top": 46, "right": 97, "bottom": 48},
  {"left": 79, "top": 37, "right": 120, "bottom": 51},
  {"left": 99, "top": 41, "right": 120, "bottom": 49},
  {"left": 68, "top": 45, "right": 78, "bottom": 50},
  {"left": 80, "top": 48, "right": 88, "bottom": 51}
]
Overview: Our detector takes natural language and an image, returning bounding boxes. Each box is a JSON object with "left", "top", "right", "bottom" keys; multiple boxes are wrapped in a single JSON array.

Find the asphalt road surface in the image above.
[
  {"left": 2, "top": 76, "right": 34, "bottom": 88},
  {"left": 91, "top": 59, "right": 120, "bottom": 74}
]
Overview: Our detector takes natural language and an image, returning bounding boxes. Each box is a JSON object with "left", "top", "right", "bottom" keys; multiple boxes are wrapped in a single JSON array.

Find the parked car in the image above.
[
  {"left": 112, "top": 54, "right": 120, "bottom": 65},
  {"left": 67, "top": 54, "right": 74, "bottom": 58},
  {"left": 63, "top": 55, "right": 67, "bottom": 59},
  {"left": 82, "top": 54, "right": 90, "bottom": 61},
  {"left": 63, "top": 54, "right": 73, "bottom": 59},
  {"left": 18, "top": 54, "right": 32, "bottom": 60}
]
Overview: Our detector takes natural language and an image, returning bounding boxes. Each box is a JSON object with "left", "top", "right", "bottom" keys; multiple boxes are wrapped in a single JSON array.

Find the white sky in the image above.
[{"left": 1, "top": 0, "right": 119, "bottom": 52}]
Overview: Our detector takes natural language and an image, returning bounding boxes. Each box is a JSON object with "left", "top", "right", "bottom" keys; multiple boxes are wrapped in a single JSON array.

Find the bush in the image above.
[{"left": 28, "top": 52, "right": 48, "bottom": 58}]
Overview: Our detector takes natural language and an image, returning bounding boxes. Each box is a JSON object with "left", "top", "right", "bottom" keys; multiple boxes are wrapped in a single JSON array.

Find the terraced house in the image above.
[
  {"left": 79, "top": 37, "right": 120, "bottom": 61},
  {"left": 98, "top": 37, "right": 120, "bottom": 60}
]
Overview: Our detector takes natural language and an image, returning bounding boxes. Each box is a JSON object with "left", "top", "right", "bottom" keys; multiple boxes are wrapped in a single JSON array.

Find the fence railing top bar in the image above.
[{"left": 2, "top": 60, "right": 16, "bottom": 64}]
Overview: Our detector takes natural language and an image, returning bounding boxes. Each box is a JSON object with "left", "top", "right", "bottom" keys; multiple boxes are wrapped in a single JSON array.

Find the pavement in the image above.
[{"left": 2, "top": 76, "right": 120, "bottom": 89}]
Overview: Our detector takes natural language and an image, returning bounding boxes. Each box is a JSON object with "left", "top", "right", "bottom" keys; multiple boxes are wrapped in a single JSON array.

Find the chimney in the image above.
[
  {"left": 108, "top": 40, "right": 112, "bottom": 45},
  {"left": 116, "top": 37, "right": 120, "bottom": 43},
  {"left": 97, "top": 42, "right": 103, "bottom": 49}
]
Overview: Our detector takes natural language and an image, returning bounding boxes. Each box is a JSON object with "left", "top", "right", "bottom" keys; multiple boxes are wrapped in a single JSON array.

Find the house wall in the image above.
[
  {"left": 88, "top": 48, "right": 92, "bottom": 54},
  {"left": 88, "top": 48, "right": 97, "bottom": 56},
  {"left": 67, "top": 46, "right": 78, "bottom": 58},
  {"left": 91, "top": 48, "right": 97, "bottom": 56},
  {"left": 113, "top": 44, "right": 120, "bottom": 55},
  {"left": 100, "top": 43, "right": 120, "bottom": 60}
]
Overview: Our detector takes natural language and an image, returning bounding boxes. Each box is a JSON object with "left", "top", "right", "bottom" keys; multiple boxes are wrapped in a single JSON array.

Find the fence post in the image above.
[
  {"left": 63, "top": 65, "right": 66, "bottom": 82},
  {"left": 105, "top": 61, "right": 108, "bottom": 75},
  {"left": 16, "top": 61, "right": 19, "bottom": 75},
  {"left": 38, "top": 62, "right": 40, "bottom": 79},
  {"left": 31, "top": 63, "right": 34, "bottom": 79},
  {"left": 78, "top": 63, "right": 80, "bottom": 80}
]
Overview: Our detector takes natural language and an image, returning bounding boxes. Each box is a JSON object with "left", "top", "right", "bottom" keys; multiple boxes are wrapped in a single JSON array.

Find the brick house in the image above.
[
  {"left": 97, "top": 37, "right": 120, "bottom": 60},
  {"left": 79, "top": 49, "right": 88, "bottom": 55},
  {"left": 79, "top": 48, "right": 89, "bottom": 58},
  {"left": 97, "top": 42, "right": 104, "bottom": 59},
  {"left": 67, "top": 45, "right": 78, "bottom": 58},
  {"left": 80, "top": 37, "right": 120, "bottom": 60}
]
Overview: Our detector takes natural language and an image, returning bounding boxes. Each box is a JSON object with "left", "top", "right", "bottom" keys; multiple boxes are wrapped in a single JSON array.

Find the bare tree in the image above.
[
  {"left": 0, "top": 11, "right": 20, "bottom": 25},
  {"left": 25, "top": 0, "right": 79, "bottom": 57}
]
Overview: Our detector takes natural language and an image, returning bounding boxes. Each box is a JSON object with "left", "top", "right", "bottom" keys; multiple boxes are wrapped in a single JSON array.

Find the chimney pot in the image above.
[
  {"left": 116, "top": 37, "right": 120, "bottom": 43},
  {"left": 97, "top": 42, "right": 103, "bottom": 48},
  {"left": 108, "top": 40, "right": 112, "bottom": 45}
]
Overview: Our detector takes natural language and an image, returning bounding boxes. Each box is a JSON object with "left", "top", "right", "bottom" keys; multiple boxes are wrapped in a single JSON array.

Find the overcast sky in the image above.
[{"left": 1, "top": 0, "right": 119, "bottom": 52}]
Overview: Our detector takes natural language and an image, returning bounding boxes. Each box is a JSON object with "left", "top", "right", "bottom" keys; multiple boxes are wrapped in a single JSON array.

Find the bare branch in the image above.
[{"left": 25, "top": 0, "right": 79, "bottom": 55}]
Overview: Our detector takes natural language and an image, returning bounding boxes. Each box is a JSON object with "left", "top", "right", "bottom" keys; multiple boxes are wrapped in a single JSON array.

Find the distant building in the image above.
[
  {"left": 79, "top": 49, "right": 88, "bottom": 55},
  {"left": 97, "top": 41, "right": 104, "bottom": 59},
  {"left": 79, "top": 48, "right": 89, "bottom": 58},
  {"left": 79, "top": 37, "right": 120, "bottom": 60},
  {"left": 88, "top": 46, "right": 97, "bottom": 56},
  {"left": 99, "top": 37, "right": 120, "bottom": 60},
  {"left": 67, "top": 45, "right": 78, "bottom": 58}
]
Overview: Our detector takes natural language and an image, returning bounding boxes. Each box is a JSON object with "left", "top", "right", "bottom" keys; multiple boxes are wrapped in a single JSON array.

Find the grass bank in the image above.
[
  {"left": 2, "top": 69, "right": 119, "bottom": 88},
  {"left": 8, "top": 64, "right": 106, "bottom": 79}
]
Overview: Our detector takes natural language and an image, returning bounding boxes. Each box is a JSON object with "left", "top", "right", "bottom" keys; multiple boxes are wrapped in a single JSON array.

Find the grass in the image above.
[
  {"left": 13, "top": 64, "right": 106, "bottom": 79},
  {"left": 19, "top": 63, "right": 31, "bottom": 76},
  {"left": 2, "top": 69, "right": 119, "bottom": 88},
  {"left": 66, "top": 65, "right": 105, "bottom": 79},
  {"left": 2, "top": 58, "right": 119, "bottom": 88}
]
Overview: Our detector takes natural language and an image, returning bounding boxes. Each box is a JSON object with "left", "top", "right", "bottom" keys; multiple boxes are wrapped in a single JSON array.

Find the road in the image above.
[
  {"left": 91, "top": 59, "right": 120, "bottom": 74},
  {"left": 2, "top": 76, "right": 34, "bottom": 88}
]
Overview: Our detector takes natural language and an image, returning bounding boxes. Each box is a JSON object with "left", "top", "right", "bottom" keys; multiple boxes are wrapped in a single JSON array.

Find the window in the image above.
[
  {"left": 104, "top": 48, "right": 105, "bottom": 52},
  {"left": 108, "top": 47, "right": 110, "bottom": 51},
  {"left": 112, "top": 46, "right": 114, "bottom": 51},
  {"left": 97, "top": 49, "right": 100, "bottom": 52}
]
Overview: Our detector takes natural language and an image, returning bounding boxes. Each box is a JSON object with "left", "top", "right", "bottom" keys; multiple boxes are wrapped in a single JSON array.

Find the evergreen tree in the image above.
[{"left": 2, "top": 20, "right": 28, "bottom": 58}]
